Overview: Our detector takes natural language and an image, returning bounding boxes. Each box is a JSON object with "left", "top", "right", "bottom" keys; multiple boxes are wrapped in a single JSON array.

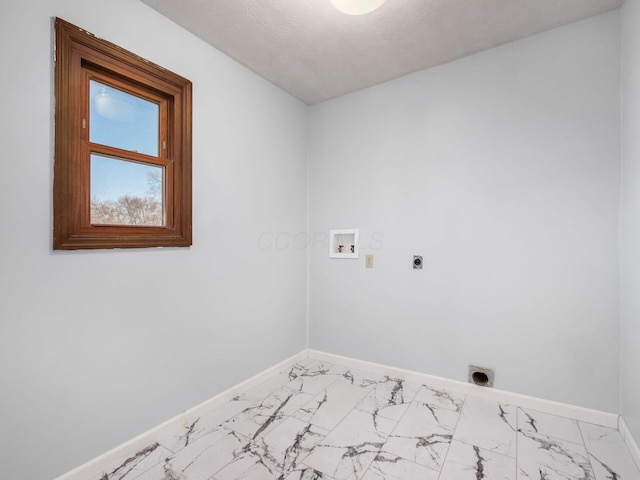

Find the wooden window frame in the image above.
[{"left": 54, "top": 18, "right": 192, "bottom": 250}]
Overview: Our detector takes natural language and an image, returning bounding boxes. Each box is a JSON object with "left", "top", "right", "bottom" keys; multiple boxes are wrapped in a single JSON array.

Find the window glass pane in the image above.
[
  {"left": 90, "top": 154, "right": 164, "bottom": 226},
  {"left": 90, "top": 80, "right": 159, "bottom": 157}
]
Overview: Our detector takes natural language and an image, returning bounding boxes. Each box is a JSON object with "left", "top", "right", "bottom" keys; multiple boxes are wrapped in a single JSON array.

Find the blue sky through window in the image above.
[
  {"left": 91, "top": 155, "right": 161, "bottom": 201},
  {"left": 89, "top": 80, "right": 161, "bottom": 202}
]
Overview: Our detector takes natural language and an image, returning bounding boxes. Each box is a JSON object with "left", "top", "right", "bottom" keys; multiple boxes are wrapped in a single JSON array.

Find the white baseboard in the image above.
[
  {"left": 53, "top": 350, "right": 307, "bottom": 480},
  {"left": 307, "top": 349, "right": 619, "bottom": 429},
  {"left": 620, "top": 416, "right": 640, "bottom": 471}
]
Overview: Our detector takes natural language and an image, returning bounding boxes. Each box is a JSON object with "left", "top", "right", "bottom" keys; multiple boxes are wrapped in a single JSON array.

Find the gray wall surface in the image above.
[
  {"left": 0, "top": 1, "right": 308, "bottom": 478},
  {"left": 621, "top": 0, "right": 640, "bottom": 445},
  {"left": 308, "top": 12, "right": 621, "bottom": 413}
]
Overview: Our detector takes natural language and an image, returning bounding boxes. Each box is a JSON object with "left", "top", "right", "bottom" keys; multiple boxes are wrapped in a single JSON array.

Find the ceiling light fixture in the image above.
[{"left": 330, "top": 0, "right": 386, "bottom": 15}]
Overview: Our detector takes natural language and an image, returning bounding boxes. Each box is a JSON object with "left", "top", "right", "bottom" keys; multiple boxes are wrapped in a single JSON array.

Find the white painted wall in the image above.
[
  {"left": 620, "top": 0, "right": 640, "bottom": 443},
  {"left": 308, "top": 12, "right": 621, "bottom": 412},
  {"left": 0, "top": 1, "right": 308, "bottom": 479}
]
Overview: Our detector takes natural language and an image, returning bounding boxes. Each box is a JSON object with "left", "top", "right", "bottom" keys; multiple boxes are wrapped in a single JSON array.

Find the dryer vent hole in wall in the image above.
[{"left": 469, "top": 366, "right": 494, "bottom": 387}]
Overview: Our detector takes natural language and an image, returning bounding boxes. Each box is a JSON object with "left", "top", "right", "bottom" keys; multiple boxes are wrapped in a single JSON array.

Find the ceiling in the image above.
[{"left": 140, "top": 0, "right": 623, "bottom": 105}]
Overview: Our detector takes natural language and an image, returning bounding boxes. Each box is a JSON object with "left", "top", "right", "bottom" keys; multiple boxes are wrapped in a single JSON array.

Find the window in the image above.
[{"left": 54, "top": 18, "right": 192, "bottom": 249}]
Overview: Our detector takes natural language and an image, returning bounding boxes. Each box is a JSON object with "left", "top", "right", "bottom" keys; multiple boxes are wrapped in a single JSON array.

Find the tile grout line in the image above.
[
  {"left": 576, "top": 419, "right": 598, "bottom": 479},
  {"left": 378, "top": 378, "right": 421, "bottom": 471},
  {"left": 435, "top": 390, "right": 468, "bottom": 480},
  {"left": 515, "top": 404, "right": 519, "bottom": 480},
  {"left": 287, "top": 362, "right": 374, "bottom": 479}
]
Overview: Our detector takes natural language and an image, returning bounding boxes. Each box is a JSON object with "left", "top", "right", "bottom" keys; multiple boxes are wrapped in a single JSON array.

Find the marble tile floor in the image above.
[{"left": 92, "top": 358, "right": 640, "bottom": 480}]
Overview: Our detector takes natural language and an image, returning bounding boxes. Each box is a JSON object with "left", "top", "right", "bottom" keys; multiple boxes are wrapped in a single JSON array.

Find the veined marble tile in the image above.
[
  {"left": 517, "top": 429, "right": 595, "bottom": 480},
  {"left": 311, "top": 363, "right": 386, "bottom": 387},
  {"left": 356, "top": 376, "right": 421, "bottom": 421},
  {"left": 301, "top": 440, "right": 380, "bottom": 480},
  {"left": 295, "top": 357, "right": 325, "bottom": 368},
  {"left": 439, "top": 440, "right": 516, "bottom": 480},
  {"left": 518, "top": 408, "right": 583, "bottom": 445},
  {"left": 93, "top": 443, "right": 172, "bottom": 480},
  {"left": 289, "top": 360, "right": 334, "bottom": 376},
  {"left": 258, "top": 416, "right": 329, "bottom": 473},
  {"left": 285, "top": 361, "right": 343, "bottom": 395},
  {"left": 294, "top": 381, "right": 371, "bottom": 431},
  {"left": 336, "top": 407, "right": 397, "bottom": 438},
  {"left": 225, "top": 386, "right": 314, "bottom": 440},
  {"left": 135, "top": 426, "right": 248, "bottom": 480},
  {"left": 453, "top": 396, "right": 517, "bottom": 458},
  {"left": 283, "top": 467, "right": 337, "bottom": 480},
  {"left": 413, "top": 384, "right": 466, "bottom": 413},
  {"left": 361, "top": 451, "right": 440, "bottom": 480},
  {"left": 210, "top": 449, "right": 279, "bottom": 480},
  {"left": 579, "top": 422, "right": 640, "bottom": 480},
  {"left": 320, "top": 361, "right": 350, "bottom": 375},
  {"left": 214, "top": 418, "right": 329, "bottom": 479},
  {"left": 382, "top": 400, "right": 455, "bottom": 471},
  {"left": 411, "top": 399, "right": 460, "bottom": 429},
  {"left": 335, "top": 368, "right": 385, "bottom": 388},
  {"left": 159, "top": 396, "right": 254, "bottom": 453},
  {"left": 302, "top": 409, "right": 388, "bottom": 480}
]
